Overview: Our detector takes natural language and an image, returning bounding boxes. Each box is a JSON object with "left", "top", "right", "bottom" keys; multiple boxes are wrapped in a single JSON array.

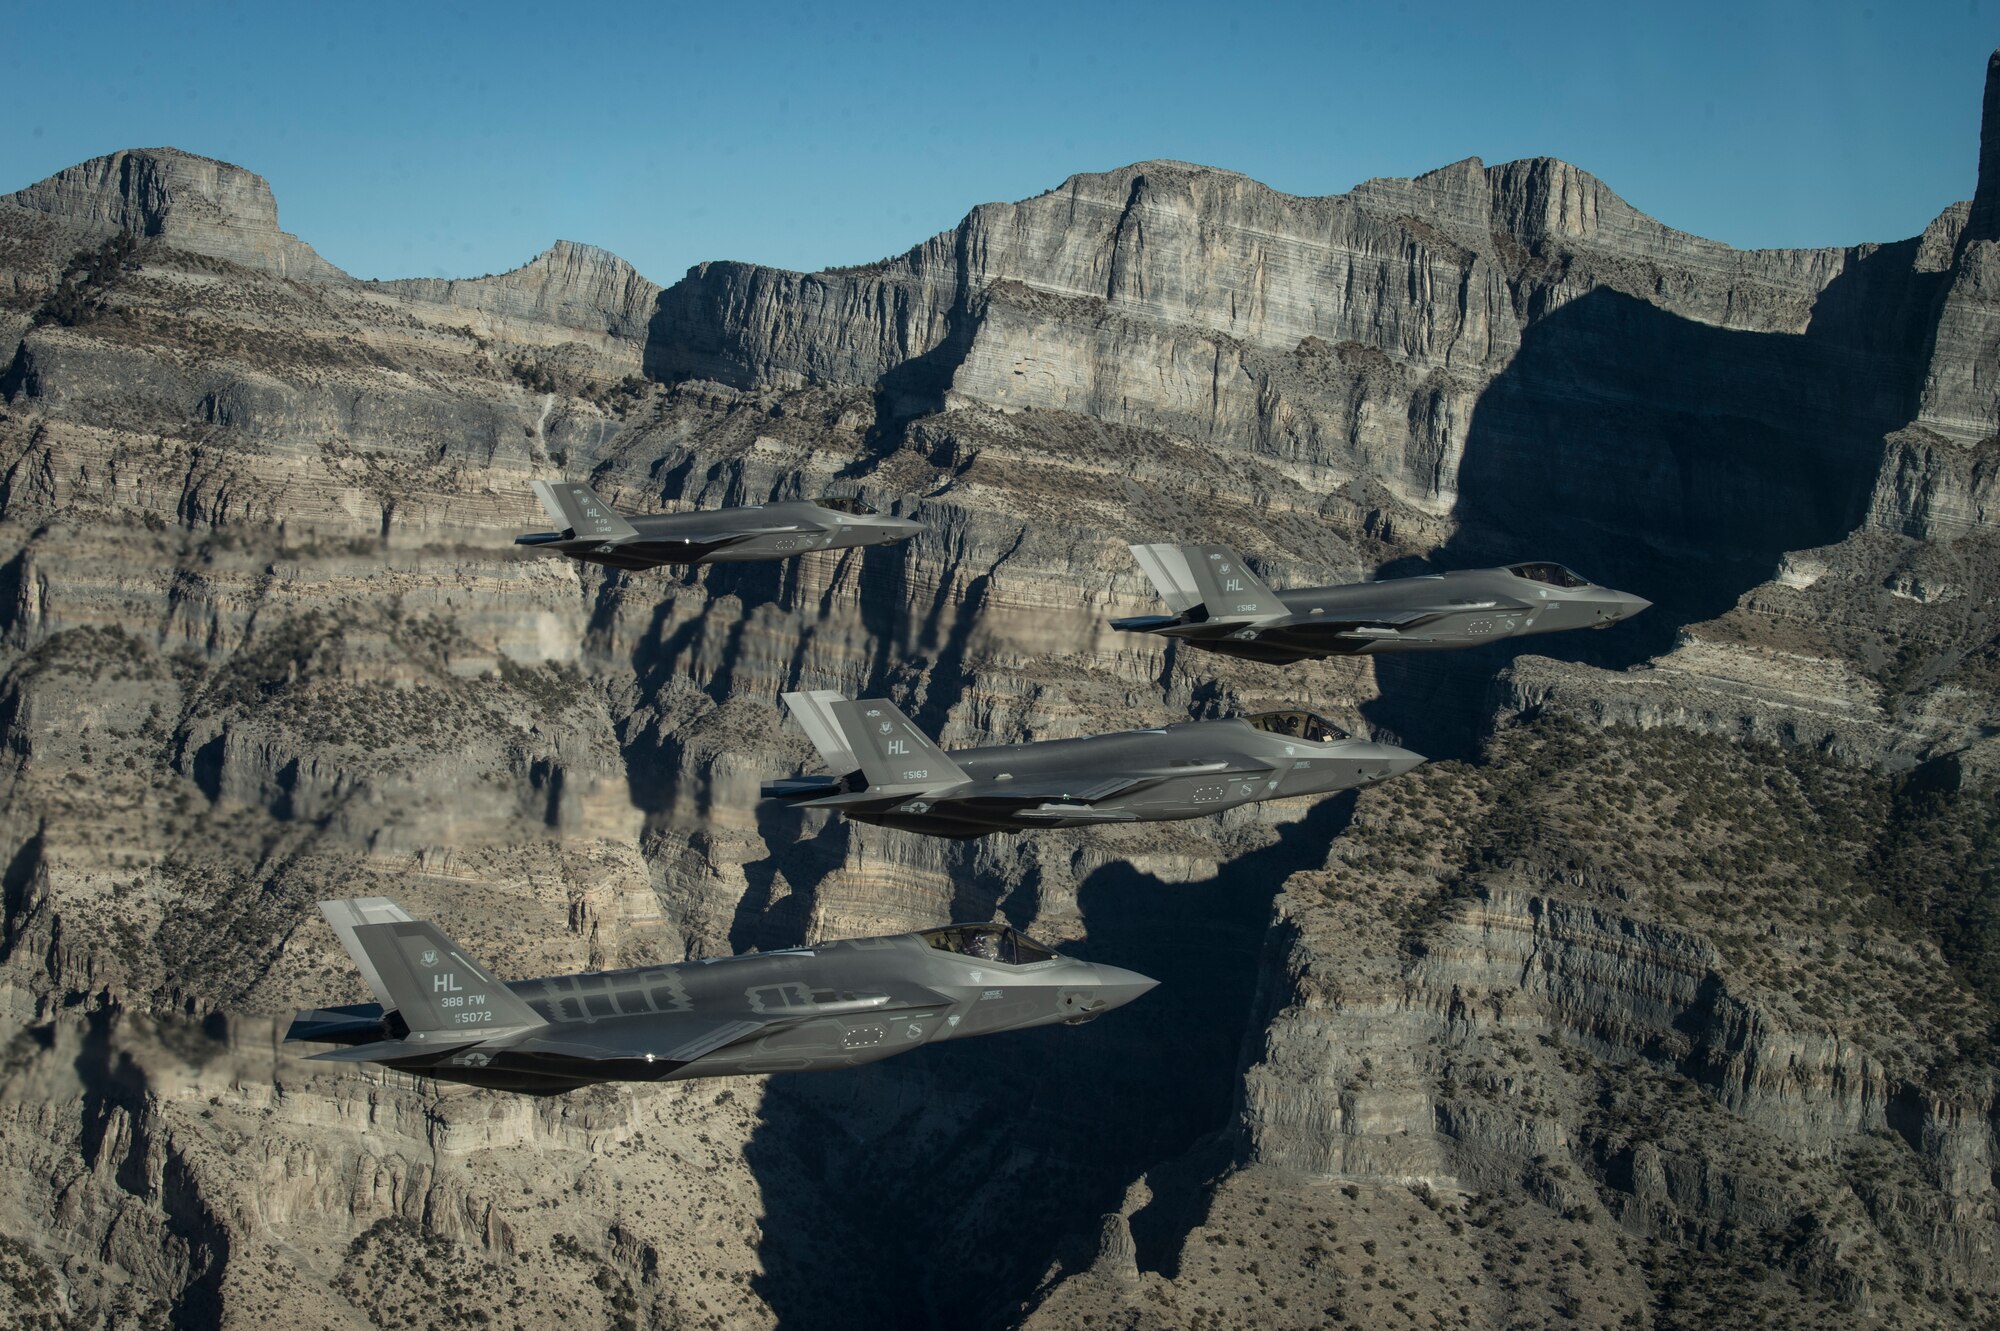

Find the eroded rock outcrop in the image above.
[{"left": 2, "top": 147, "right": 345, "bottom": 282}]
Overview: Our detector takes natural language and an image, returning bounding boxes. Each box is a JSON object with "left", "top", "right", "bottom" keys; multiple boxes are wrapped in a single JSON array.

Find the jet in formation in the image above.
[
  {"left": 1114, "top": 544, "right": 1651, "bottom": 665},
  {"left": 515, "top": 480, "right": 923, "bottom": 571},
  {"left": 286, "top": 898, "right": 1155, "bottom": 1095},
  {"left": 763, "top": 692, "right": 1424, "bottom": 839}
]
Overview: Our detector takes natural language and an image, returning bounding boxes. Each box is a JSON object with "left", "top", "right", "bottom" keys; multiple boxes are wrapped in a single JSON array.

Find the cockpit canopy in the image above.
[
  {"left": 1507, "top": 562, "right": 1589, "bottom": 589},
  {"left": 1243, "top": 710, "right": 1351, "bottom": 743},
  {"left": 814, "top": 496, "right": 878, "bottom": 516},
  {"left": 921, "top": 923, "right": 1059, "bottom": 966}
]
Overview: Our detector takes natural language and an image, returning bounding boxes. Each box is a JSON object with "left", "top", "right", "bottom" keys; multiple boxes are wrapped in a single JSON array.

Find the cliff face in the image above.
[
  {"left": 0, "top": 53, "right": 1996, "bottom": 1331},
  {"left": 1, "top": 148, "right": 345, "bottom": 282},
  {"left": 649, "top": 154, "right": 1888, "bottom": 543},
  {"left": 378, "top": 241, "right": 663, "bottom": 364},
  {"left": 646, "top": 141, "right": 1983, "bottom": 771}
]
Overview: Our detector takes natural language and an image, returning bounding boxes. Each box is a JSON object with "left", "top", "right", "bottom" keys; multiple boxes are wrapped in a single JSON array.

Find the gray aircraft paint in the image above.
[
  {"left": 763, "top": 692, "right": 1424, "bottom": 839},
  {"left": 515, "top": 481, "right": 923, "bottom": 570},
  {"left": 1114, "top": 543, "right": 1650, "bottom": 664},
  {"left": 287, "top": 899, "right": 1154, "bottom": 1095}
]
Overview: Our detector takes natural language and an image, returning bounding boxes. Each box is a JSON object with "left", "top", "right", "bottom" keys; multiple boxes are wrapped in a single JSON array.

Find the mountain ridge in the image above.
[{"left": 4, "top": 141, "right": 1949, "bottom": 298}]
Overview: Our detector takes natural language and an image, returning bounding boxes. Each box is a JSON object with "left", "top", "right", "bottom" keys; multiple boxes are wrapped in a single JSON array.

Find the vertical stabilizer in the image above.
[
  {"left": 318, "top": 899, "right": 545, "bottom": 1035},
  {"left": 792, "top": 696, "right": 970, "bottom": 792},
  {"left": 779, "top": 690, "right": 863, "bottom": 775},
  {"left": 1174, "top": 544, "right": 1287, "bottom": 621},
  {"left": 1129, "top": 543, "right": 1205, "bottom": 614},
  {"left": 528, "top": 480, "right": 638, "bottom": 541}
]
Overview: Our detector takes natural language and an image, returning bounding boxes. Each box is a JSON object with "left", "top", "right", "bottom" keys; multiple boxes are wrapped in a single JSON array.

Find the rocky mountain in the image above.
[{"left": 0, "top": 50, "right": 1995, "bottom": 1331}]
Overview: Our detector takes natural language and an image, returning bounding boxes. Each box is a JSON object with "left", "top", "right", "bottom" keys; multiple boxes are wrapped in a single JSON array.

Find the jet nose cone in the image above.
[
  {"left": 886, "top": 517, "right": 925, "bottom": 542},
  {"left": 1091, "top": 963, "right": 1161, "bottom": 1009},
  {"left": 1351, "top": 742, "right": 1425, "bottom": 780},
  {"left": 1602, "top": 591, "right": 1650, "bottom": 621},
  {"left": 1379, "top": 745, "right": 1427, "bottom": 777}
]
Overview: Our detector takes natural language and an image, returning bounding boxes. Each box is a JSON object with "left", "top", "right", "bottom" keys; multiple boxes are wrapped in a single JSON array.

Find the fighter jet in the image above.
[
  {"left": 763, "top": 692, "right": 1424, "bottom": 838},
  {"left": 1113, "top": 544, "right": 1651, "bottom": 665},
  {"left": 514, "top": 480, "right": 923, "bottom": 570},
  {"left": 285, "top": 898, "right": 1155, "bottom": 1095}
]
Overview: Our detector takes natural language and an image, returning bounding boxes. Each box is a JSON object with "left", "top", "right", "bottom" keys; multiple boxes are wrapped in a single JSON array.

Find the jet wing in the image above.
[
  {"left": 1014, "top": 806, "right": 1140, "bottom": 822},
  {"left": 504, "top": 1014, "right": 773, "bottom": 1064},
  {"left": 602, "top": 519, "right": 829, "bottom": 567},
  {"left": 304, "top": 1029, "right": 537, "bottom": 1062},
  {"left": 302, "top": 1015, "right": 773, "bottom": 1067},
  {"left": 964, "top": 761, "right": 1276, "bottom": 813},
  {"left": 1305, "top": 607, "right": 1449, "bottom": 635},
  {"left": 962, "top": 773, "right": 1151, "bottom": 805},
  {"left": 1282, "top": 602, "right": 1526, "bottom": 644},
  {"left": 597, "top": 531, "right": 761, "bottom": 565},
  {"left": 501, "top": 995, "right": 948, "bottom": 1065}
]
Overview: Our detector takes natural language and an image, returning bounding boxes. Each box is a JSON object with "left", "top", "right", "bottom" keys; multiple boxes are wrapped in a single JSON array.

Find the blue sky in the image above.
[{"left": 2, "top": 2, "right": 1994, "bottom": 283}]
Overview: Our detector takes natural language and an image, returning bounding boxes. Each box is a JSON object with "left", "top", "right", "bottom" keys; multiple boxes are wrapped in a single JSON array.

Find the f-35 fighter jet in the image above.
[
  {"left": 763, "top": 692, "right": 1424, "bottom": 838},
  {"left": 514, "top": 480, "right": 923, "bottom": 570},
  {"left": 1113, "top": 544, "right": 1651, "bottom": 665},
  {"left": 286, "top": 898, "right": 1154, "bottom": 1095}
]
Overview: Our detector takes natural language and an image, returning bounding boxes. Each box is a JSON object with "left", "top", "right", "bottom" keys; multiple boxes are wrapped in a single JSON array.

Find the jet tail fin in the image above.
[
  {"left": 1149, "top": 543, "right": 1286, "bottom": 622},
  {"left": 318, "top": 899, "right": 545, "bottom": 1037},
  {"left": 528, "top": 480, "right": 638, "bottom": 541},
  {"left": 1129, "top": 544, "right": 1206, "bottom": 615},
  {"left": 780, "top": 690, "right": 863, "bottom": 774},
  {"left": 781, "top": 693, "right": 969, "bottom": 792}
]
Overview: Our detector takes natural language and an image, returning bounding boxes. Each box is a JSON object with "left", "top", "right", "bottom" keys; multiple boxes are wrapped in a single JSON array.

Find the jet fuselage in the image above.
[
  {"left": 768, "top": 711, "right": 1423, "bottom": 839},
  {"left": 289, "top": 927, "right": 1153, "bottom": 1095},
  {"left": 516, "top": 484, "right": 923, "bottom": 570},
  {"left": 1120, "top": 563, "right": 1650, "bottom": 664}
]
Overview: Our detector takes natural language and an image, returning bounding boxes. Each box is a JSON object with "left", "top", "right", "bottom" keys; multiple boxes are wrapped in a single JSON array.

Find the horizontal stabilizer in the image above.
[
  {"left": 762, "top": 775, "right": 843, "bottom": 801},
  {"left": 1109, "top": 614, "right": 1182, "bottom": 633},
  {"left": 773, "top": 787, "right": 900, "bottom": 809},
  {"left": 306, "top": 1035, "right": 494, "bottom": 1063},
  {"left": 285, "top": 1004, "right": 385, "bottom": 1046}
]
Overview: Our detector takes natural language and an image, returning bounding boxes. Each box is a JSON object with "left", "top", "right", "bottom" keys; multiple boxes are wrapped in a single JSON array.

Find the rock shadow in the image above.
[
  {"left": 72, "top": 1010, "right": 231, "bottom": 1329},
  {"left": 731, "top": 807, "right": 847, "bottom": 954},
  {"left": 739, "top": 793, "right": 1356, "bottom": 1330},
  {"left": 0, "top": 824, "right": 42, "bottom": 961},
  {"left": 1365, "top": 248, "right": 1949, "bottom": 760}
]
